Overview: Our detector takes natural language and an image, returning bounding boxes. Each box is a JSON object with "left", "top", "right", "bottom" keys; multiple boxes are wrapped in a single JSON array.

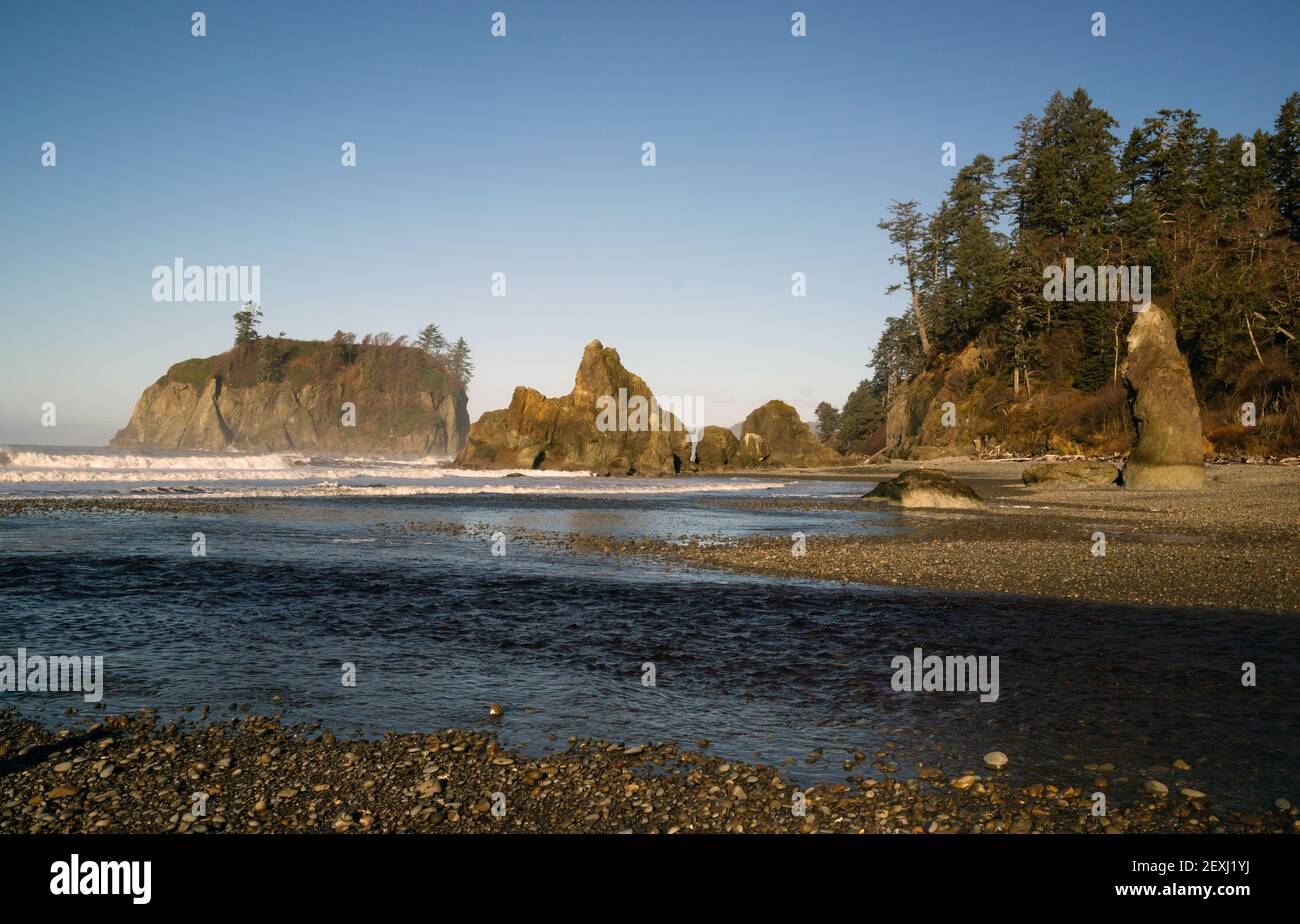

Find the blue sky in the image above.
[{"left": 2, "top": 0, "right": 1297, "bottom": 445}]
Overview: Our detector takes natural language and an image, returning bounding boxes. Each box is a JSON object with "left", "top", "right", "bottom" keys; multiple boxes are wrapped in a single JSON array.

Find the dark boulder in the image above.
[{"left": 861, "top": 469, "right": 985, "bottom": 509}]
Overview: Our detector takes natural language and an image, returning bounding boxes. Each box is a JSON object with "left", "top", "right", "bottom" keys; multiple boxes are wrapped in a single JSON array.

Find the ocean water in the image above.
[{"left": 1, "top": 446, "right": 1297, "bottom": 809}]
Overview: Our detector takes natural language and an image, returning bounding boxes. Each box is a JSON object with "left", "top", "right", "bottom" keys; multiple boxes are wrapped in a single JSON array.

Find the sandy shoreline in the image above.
[{"left": 2, "top": 711, "right": 1292, "bottom": 834}]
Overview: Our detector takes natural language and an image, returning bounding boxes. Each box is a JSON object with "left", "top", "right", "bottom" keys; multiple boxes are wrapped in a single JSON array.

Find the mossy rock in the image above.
[
  {"left": 862, "top": 469, "right": 985, "bottom": 509},
  {"left": 739, "top": 400, "right": 845, "bottom": 467}
]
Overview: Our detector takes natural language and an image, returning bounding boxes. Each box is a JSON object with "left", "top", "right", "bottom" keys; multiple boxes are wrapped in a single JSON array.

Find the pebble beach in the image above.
[
  {"left": 3, "top": 711, "right": 1295, "bottom": 835},
  {"left": 590, "top": 461, "right": 1300, "bottom": 613}
]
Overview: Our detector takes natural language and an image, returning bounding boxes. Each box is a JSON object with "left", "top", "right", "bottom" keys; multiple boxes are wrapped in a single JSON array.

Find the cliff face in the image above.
[
  {"left": 111, "top": 339, "right": 469, "bottom": 456},
  {"left": 881, "top": 342, "right": 1137, "bottom": 459},
  {"left": 455, "top": 340, "right": 688, "bottom": 475}
]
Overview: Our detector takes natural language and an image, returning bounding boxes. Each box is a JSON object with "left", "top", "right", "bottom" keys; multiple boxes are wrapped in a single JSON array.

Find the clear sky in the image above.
[{"left": 2, "top": 0, "right": 1297, "bottom": 445}]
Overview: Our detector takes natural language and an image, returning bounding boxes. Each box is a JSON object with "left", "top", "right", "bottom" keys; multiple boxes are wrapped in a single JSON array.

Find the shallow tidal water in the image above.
[{"left": 1, "top": 456, "right": 1297, "bottom": 812}]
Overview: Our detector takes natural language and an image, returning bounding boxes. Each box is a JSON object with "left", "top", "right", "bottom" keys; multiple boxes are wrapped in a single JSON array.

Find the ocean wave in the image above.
[
  {"left": 0, "top": 447, "right": 596, "bottom": 484},
  {"left": 45, "top": 480, "right": 791, "bottom": 500},
  {"left": 1, "top": 450, "right": 312, "bottom": 470}
]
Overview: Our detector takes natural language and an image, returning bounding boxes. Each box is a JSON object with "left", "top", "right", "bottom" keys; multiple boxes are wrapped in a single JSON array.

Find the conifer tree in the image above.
[
  {"left": 1270, "top": 92, "right": 1300, "bottom": 240},
  {"left": 416, "top": 323, "right": 447, "bottom": 355},
  {"left": 878, "top": 200, "right": 933, "bottom": 356},
  {"left": 448, "top": 337, "right": 473, "bottom": 386},
  {"left": 233, "top": 302, "right": 262, "bottom": 346}
]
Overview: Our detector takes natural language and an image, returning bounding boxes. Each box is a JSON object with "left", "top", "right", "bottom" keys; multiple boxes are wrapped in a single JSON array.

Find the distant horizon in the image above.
[{"left": 4, "top": 0, "right": 1298, "bottom": 445}]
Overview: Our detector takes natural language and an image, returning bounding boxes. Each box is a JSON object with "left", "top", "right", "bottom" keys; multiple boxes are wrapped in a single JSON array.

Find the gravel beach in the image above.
[
  {"left": 2, "top": 710, "right": 1294, "bottom": 835},
  {"left": 590, "top": 461, "right": 1300, "bottom": 613}
]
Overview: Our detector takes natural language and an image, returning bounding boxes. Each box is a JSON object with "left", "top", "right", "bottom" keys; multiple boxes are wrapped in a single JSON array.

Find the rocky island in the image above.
[
  {"left": 111, "top": 336, "right": 469, "bottom": 456},
  {"left": 455, "top": 339, "right": 847, "bottom": 475}
]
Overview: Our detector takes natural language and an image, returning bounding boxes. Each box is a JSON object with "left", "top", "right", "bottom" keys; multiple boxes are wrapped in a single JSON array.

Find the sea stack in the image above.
[
  {"left": 736, "top": 400, "right": 847, "bottom": 468},
  {"left": 111, "top": 339, "right": 469, "bottom": 456},
  {"left": 1120, "top": 303, "right": 1206, "bottom": 490},
  {"left": 454, "top": 340, "right": 689, "bottom": 475}
]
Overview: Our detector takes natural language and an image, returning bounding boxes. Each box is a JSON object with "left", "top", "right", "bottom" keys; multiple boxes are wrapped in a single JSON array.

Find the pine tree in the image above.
[
  {"left": 869, "top": 314, "right": 923, "bottom": 397},
  {"left": 233, "top": 302, "right": 262, "bottom": 346},
  {"left": 1234, "top": 129, "right": 1274, "bottom": 206},
  {"left": 1127, "top": 109, "right": 1204, "bottom": 219},
  {"left": 1269, "top": 92, "right": 1300, "bottom": 241},
  {"left": 1196, "top": 127, "right": 1229, "bottom": 213},
  {"left": 330, "top": 330, "right": 358, "bottom": 365},
  {"left": 1117, "top": 127, "right": 1163, "bottom": 271},
  {"left": 448, "top": 337, "right": 473, "bottom": 385},
  {"left": 813, "top": 402, "right": 840, "bottom": 442},
  {"left": 849, "top": 88, "right": 1300, "bottom": 452},
  {"left": 416, "top": 323, "right": 447, "bottom": 355},
  {"left": 835, "top": 380, "right": 886, "bottom": 455},
  {"left": 258, "top": 337, "right": 286, "bottom": 382},
  {"left": 999, "top": 113, "right": 1039, "bottom": 234},
  {"left": 926, "top": 154, "right": 1008, "bottom": 351},
  {"left": 1020, "top": 89, "right": 1120, "bottom": 249},
  {"left": 878, "top": 200, "right": 933, "bottom": 356}
]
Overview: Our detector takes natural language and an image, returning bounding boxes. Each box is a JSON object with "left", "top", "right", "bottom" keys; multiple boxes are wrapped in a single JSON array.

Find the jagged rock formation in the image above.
[
  {"left": 456, "top": 343, "right": 854, "bottom": 475},
  {"left": 861, "top": 469, "right": 985, "bottom": 509},
  {"left": 736, "top": 400, "right": 847, "bottom": 468},
  {"left": 111, "top": 339, "right": 468, "bottom": 455},
  {"left": 1120, "top": 303, "right": 1207, "bottom": 489},
  {"left": 1022, "top": 460, "right": 1121, "bottom": 487},
  {"left": 455, "top": 341, "right": 689, "bottom": 475}
]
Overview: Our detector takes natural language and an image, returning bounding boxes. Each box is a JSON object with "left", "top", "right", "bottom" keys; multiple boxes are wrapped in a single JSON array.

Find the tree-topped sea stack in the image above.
[
  {"left": 1120, "top": 304, "right": 1207, "bottom": 490},
  {"left": 111, "top": 337, "right": 469, "bottom": 456}
]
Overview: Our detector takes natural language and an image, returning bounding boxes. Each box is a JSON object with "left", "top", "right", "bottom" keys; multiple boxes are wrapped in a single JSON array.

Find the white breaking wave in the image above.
[
  {"left": 117, "top": 481, "right": 792, "bottom": 499},
  {"left": 0, "top": 466, "right": 594, "bottom": 484},
  {"left": 2, "top": 450, "right": 309, "bottom": 470},
  {"left": 0, "top": 449, "right": 471, "bottom": 471},
  {"left": 0, "top": 447, "right": 787, "bottom": 496},
  {"left": 0, "top": 447, "right": 593, "bottom": 484}
]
